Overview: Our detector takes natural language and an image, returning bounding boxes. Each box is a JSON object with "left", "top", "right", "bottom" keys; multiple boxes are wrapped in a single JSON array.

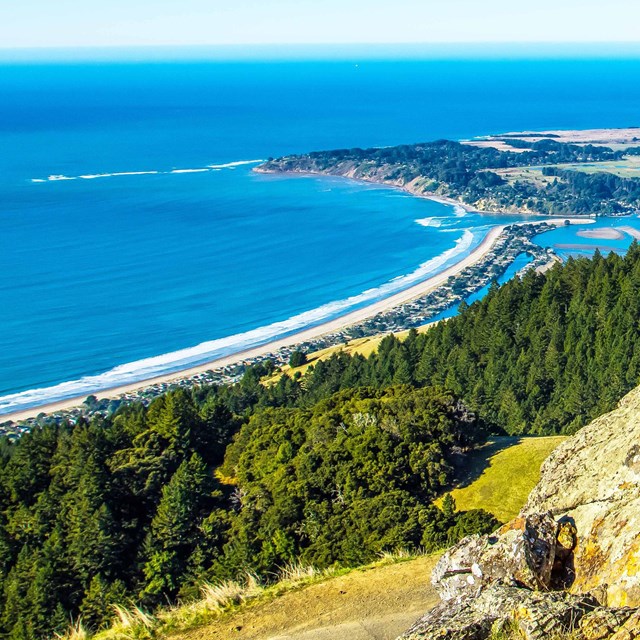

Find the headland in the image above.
[{"left": 257, "top": 128, "right": 640, "bottom": 217}]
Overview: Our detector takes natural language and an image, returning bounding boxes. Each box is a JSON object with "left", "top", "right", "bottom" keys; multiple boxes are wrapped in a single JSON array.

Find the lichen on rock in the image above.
[{"left": 522, "top": 386, "right": 640, "bottom": 608}]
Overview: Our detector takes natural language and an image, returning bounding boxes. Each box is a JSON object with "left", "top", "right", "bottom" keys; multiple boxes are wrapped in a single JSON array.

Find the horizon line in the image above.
[{"left": 2, "top": 41, "right": 640, "bottom": 62}]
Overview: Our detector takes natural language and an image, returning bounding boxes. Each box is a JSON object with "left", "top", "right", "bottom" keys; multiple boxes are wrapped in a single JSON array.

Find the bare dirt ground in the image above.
[{"left": 171, "top": 555, "right": 440, "bottom": 640}]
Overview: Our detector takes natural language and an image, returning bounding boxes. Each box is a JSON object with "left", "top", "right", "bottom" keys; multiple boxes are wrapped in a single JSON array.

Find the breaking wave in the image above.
[
  {"left": 31, "top": 160, "right": 263, "bottom": 183},
  {"left": 415, "top": 217, "right": 443, "bottom": 227},
  {"left": 453, "top": 205, "right": 468, "bottom": 217}
]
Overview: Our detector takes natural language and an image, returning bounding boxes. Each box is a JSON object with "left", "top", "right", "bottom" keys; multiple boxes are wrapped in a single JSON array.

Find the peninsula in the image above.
[{"left": 256, "top": 128, "right": 640, "bottom": 216}]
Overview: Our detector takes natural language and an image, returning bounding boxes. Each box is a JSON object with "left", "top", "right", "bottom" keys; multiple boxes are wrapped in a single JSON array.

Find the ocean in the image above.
[{"left": 2, "top": 54, "right": 640, "bottom": 413}]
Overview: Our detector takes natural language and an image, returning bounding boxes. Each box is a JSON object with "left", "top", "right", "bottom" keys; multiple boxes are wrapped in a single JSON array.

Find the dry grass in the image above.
[
  {"left": 377, "top": 548, "right": 427, "bottom": 563},
  {"left": 84, "top": 551, "right": 430, "bottom": 640},
  {"left": 93, "top": 605, "right": 157, "bottom": 640},
  {"left": 264, "top": 325, "right": 434, "bottom": 384},
  {"left": 277, "top": 561, "right": 320, "bottom": 582},
  {"left": 161, "top": 574, "right": 262, "bottom": 632},
  {"left": 56, "top": 620, "right": 89, "bottom": 640},
  {"left": 89, "top": 566, "right": 333, "bottom": 640},
  {"left": 169, "top": 553, "right": 441, "bottom": 640}
]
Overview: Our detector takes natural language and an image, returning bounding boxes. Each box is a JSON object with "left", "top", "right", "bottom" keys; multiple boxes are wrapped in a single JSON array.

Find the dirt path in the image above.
[{"left": 171, "top": 556, "right": 440, "bottom": 640}]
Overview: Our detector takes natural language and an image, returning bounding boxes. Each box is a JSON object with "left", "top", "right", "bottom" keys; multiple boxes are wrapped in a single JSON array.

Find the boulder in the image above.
[
  {"left": 399, "top": 584, "right": 598, "bottom": 640},
  {"left": 398, "top": 386, "right": 640, "bottom": 639},
  {"left": 432, "top": 512, "right": 557, "bottom": 603}
]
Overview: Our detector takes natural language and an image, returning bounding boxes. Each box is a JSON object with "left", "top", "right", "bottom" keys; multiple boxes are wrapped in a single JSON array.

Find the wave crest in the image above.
[
  {"left": 31, "top": 160, "right": 263, "bottom": 183},
  {"left": 415, "top": 217, "right": 443, "bottom": 228},
  {"left": 0, "top": 229, "right": 478, "bottom": 416}
]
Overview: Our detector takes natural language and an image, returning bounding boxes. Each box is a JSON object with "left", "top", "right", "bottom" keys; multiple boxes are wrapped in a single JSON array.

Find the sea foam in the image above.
[
  {"left": 415, "top": 217, "right": 443, "bottom": 228},
  {"left": 0, "top": 229, "right": 478, "bottom": 416},
  {"left": 208, "top": 160, "right": 263, "bottom": 169},
  {"left": 31, "top": 161, "right": 263, "bottom": 184},
  {"left": 453, "top": 205, "right": 468, "bottom": 217}
]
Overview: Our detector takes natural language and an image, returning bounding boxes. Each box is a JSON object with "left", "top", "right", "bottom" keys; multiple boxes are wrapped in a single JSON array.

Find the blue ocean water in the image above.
[{"left": 2, "top": 55, "right": 640, "bottom": 413}]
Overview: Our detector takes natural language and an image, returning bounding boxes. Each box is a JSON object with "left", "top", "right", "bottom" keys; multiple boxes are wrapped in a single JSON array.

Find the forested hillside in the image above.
[
  {"left": 285, "top": 244, "right": 640, "bottom": 434},
  {"left": 3, "top": 244, "right": 640, "bottom": 637},
  {"left": 0, "top": 387, "right": 494, "bottom": 639}
]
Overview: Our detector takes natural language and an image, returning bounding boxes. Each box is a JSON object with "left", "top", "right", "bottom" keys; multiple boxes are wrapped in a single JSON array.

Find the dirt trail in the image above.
[{"left": 172, "top": 555, "right": 439, "bottom": 640}]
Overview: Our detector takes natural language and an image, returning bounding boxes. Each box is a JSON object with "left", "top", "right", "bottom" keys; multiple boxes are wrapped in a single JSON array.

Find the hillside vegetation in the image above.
[
  {"left": 259, "top": 138, "right": 640, "bottom": 215},
  {"left": 3, "top": 246, "right": 640, "bottom": 638},
  {"left": 168, "top": 553, "right": 441, "bottom": 640}
]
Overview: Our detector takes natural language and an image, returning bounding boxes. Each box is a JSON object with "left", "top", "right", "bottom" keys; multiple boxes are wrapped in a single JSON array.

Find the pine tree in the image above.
[{"left": 140, "top": 454, "right": 212, "bottom": 604}]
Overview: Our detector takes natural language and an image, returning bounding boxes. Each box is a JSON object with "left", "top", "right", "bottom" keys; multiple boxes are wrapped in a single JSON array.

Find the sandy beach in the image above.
[
  {"left": 577, "top": 227, "right": 624, "bottom": 240},
  {"left": 620, "top": 226, "right": 640, "bottom": 240},
  {"left": 1, "top": 218, "right": 592, "bottom": 423}
]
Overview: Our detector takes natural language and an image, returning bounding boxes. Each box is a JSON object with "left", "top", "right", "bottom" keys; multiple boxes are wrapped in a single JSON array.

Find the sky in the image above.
[{"left": 2, "top": 0, "right": 640, "bottom": 50}]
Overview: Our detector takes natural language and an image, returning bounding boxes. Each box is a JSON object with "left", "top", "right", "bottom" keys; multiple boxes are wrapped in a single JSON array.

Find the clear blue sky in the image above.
[{"left": 3, "top": 0, "right": 640, "bottom": 49}]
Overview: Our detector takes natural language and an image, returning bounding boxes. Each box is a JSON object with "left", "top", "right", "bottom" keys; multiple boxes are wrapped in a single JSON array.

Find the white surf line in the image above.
[
  {"left": 31, "top": 160, "right": 264, "bottom": 183},
  {"left": 0, "top": 229, "right": 476, "bottom": 417}
]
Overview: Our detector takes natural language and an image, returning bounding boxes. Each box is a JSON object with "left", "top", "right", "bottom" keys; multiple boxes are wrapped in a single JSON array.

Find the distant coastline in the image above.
[{"left": 258, "top": 128, "right": 640, "bottom": 217}]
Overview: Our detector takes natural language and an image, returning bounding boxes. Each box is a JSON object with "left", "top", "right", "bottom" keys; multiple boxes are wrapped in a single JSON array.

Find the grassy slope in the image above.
[{"left": 440, "top": 436, "right": 566, "bottom": 522}]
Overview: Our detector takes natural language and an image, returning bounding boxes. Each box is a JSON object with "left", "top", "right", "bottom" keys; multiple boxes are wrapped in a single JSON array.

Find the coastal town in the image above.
[{"left": 0, "top": 220, "right": 560, "bottom": 436}]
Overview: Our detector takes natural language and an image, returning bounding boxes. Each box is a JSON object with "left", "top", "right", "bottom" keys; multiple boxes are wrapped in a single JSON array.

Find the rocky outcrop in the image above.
[
  {"left": 432, "top": 513, "right": 558, "bottom": 603},
  {"left": 401, "top": 585, "right": 600, "bottom": 640},
  {"left": 522, "top": 386, "right": 640, "bottom": 608},
  {"left": 398, "top": 386, "right": 640, "bottom": 639}
]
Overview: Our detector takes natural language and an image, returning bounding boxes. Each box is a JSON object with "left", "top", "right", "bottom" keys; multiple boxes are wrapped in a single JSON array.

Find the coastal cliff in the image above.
[{"left": 399, "top": 385, "right": 640, "bottom": 639}]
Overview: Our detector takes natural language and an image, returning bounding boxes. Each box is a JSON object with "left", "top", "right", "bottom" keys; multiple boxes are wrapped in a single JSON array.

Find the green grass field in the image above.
[
  {"left": 553, "top": 155, "right": 640, "bottom": 178},
  {"left": 492, "top": 155, "right": 640, "bottom": 187},
  {"left": 440, "top": 436, "right": 566, "bottom": 522},
  {"left": 491, "top": 166, "right": 558, "bottom": 187}
]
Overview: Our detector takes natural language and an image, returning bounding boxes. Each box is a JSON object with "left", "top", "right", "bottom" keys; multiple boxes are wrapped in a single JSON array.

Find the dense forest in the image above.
[
  {"left": 260, "top": 138, "right": 640, "bottom": 215},
  {"left": 0, "top": 386, "right": 494, "bottom": 639},
  {"left": 4, "top": 244, "right": 640, "bottom": 636}
]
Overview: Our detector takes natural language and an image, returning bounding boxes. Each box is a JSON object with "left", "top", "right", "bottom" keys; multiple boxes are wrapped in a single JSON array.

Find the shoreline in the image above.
[
  {"left": 1, "top": 217, "right": 592, "bottom": 424},
  {"left": 256, "top": 167, "right": 481, "bottom": 214}
]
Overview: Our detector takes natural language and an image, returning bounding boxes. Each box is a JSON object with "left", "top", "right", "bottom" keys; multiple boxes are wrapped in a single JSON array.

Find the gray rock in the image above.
[
  {"left": 398, "top": 385, "right": 640, "bottom": 639},
  {"left": 399, "top": 584, "right": 598, "bottom": 640},
  {"left": 522, "top": 386, "right": 640, "bottom": 607},
  {"left": 432, "top": 512, "right": 557, "bottom": 603}
]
